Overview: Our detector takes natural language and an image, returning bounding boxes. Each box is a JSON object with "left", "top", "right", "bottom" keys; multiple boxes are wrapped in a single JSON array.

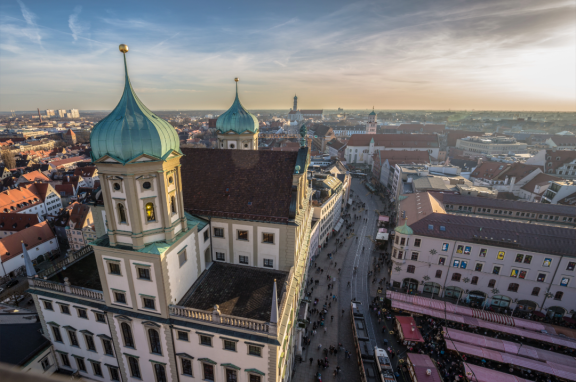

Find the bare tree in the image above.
[{"left": 1, "top": 149, "right": 16, "bottom": 169}]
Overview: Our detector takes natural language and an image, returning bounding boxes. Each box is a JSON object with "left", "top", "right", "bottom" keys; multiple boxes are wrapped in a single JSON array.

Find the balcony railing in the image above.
[
  {"left": 169, "top": 305, "right": 272, "bottom": 334},
  {"left": 37, "top": 245, "right": 94, "bottom": 279},
  {"left": 30, "top": 278, "right": 104, "bottom": 302}
]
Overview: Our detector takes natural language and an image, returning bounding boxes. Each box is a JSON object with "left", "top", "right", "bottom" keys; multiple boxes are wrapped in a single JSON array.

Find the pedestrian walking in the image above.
[
  {"left": 318, "top": 344, "right": 322, "bottom": 351},
  {"left": 310, "top": 357, "right": 314, "bottom": 365},
  {"left": 331, "top": 315, "right": 334, "bottom": 322}
]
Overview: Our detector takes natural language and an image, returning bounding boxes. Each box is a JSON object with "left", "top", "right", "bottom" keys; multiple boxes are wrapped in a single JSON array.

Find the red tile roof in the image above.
[
  {"left": 73, "top": 166, "right": 97, "bottom": 178},
  {"left": 0, "top": 184, "right": 45, "bottom": 213},
  {"left": 180, "top": 148, "right": 301, "bottom": 222},
  {"left": 0, "top": 221, "right": 55, "bottom": 263},
  {"left": 557, "top": 191, "right": 576, "bottom": 206},
  {"left": 470, "top": 162, "right": 510, "bottom": 180},
  {"left": 397, "top": 123, "right": 445, "bottom": 134},
  {"left": 520, "top": 173, "right": 560, "bottom": 194},
  {"left": 545, "top": 150, "right": 576, "bottom": 171},
  {"left": 0, "top": 213, "right": 40, "bottom": 232},
  {"left": 48, "top": 156, "right": 87, "bottom": 167},
  {"left": 68, "top": 204, "right": 91, "bottom": 229},
  {"left": 19, "top": 170, "right": 49, "bottom": 183},
  {"left": 492, "top": 163, "right": 540, "bottom": 181},
  {"left": 55, "top": 184, "right": 75, "bottom": 196}
]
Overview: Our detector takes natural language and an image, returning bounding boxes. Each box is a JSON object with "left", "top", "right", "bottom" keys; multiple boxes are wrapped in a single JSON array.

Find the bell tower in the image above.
[
  {"left": 293, "top": 94, "right": 298, "bottom": 111},
  {"left": 367, "top": 107, "right": 377, "bottom": 134},
  {"left": 90, "top": 44, "right": 186, "bottom": 250}
]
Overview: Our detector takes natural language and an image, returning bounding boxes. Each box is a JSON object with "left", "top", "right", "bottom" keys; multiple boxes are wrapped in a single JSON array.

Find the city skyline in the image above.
[{"left": 1, "top": 0, "right": 575, "bottom": 112}]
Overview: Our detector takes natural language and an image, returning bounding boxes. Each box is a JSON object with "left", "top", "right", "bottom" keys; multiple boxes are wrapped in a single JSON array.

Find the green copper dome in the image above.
[
  {"left": 369, "top": 107, "right": 376, "bottom": 116},
  {"left": 395, "top": 220, "right": 413, "bottom": 235},
  {"left": 216, "top": 80, "right": 259, "bottom": 135},
  {"left": 90, "top": 51, "right": 181, "bottom": 164}
]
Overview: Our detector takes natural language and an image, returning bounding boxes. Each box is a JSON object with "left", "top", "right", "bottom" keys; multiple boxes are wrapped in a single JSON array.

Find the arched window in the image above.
[
  {"left": 145, "top": 203, "right": 156, "bottom": 221},
  {"left": 531, "top": 287, "right": 540, "bottom": 296},
  {"left": 148, "top": 329, "right": 162, "bottom": 355},
  {"left": 554, "top": 291, "right": 563, "bottom": 301},
  {"left": 128, "top": 356, "right": 141, "bottom": 378},
  {"left": 118, "top": 203, "right": 127, "bottom": 223},
  {"left": 451, "top": 273, "right": 461, "bottom": 281},
  {"left": 154, "top": 363, "right": 167, "bottom": 382},
  {"left": 471, "top": 276, "right": 478, "bottom": 285},
  {"left": 170, "top": 196, "right": 176, "bottom": 214},
  {"left": 488, "top": 279, "right": 496, "bottom": 288},
  {"left": 508, "top": 283, "right": 519, "bottom": 292},
  {"left": 121, "top": 323, "right": 134, "bottom": 348}
]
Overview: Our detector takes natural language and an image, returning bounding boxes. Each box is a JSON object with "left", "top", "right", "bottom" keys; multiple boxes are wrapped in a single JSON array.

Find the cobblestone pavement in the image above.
[{"left": 292, "top": 179, "right": 408, "bottom": 382}]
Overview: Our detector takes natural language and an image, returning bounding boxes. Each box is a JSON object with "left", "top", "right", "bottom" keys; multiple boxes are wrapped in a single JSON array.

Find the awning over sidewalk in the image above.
[
  {"left": 376, "top": 232, "right": 389, "bottom": 241},
  {"left": 463, "top": 362, "right": 533, "bottom": 382},
  {"left": 378, "top": 215, "right": 389, "bottom": 222},
  {"left": 378, "top": 228, "right": 387, "bottom": 233},
  {"left": 334, "top": 218, "right": 344, "bottom": 232},
  {"left": 395, "top": 316, "right": 424, "bottom": 343}
]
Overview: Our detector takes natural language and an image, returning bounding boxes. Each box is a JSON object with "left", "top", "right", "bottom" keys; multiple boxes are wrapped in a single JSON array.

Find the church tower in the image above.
[
  {"left": 293, "top": 94, "right": 298, "bottom": 111},
  {"left": 216, "top": 78, "right": 259, "bottom": 150},
  {"left": 367, "top": 107, "right": 377, "bottom": 134}
]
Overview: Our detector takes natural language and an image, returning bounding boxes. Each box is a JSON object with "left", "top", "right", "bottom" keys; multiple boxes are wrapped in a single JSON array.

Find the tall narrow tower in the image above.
[
  {"left": 293, "top": 95, "right": 298, "bottom": 111},
  {"left": 367, "top": 107, "right": 377, "bottom": 134}
]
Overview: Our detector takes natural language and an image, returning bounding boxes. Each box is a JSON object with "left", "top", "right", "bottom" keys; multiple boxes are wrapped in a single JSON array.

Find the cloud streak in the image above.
[{"left": 68, "top": 6, "right": 83, "bottom": 42}]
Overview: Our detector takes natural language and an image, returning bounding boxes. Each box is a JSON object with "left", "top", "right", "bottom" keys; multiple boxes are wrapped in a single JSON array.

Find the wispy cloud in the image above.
[
  {"left": 16, "top": 0, "right": 43, "bottom": 47},
  {"left": 68, "top": 6, "right": 84, "bottom": 42}
]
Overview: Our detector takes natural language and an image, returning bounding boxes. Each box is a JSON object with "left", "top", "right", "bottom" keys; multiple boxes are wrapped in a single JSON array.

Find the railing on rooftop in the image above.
[
  {"left": 169, "top": 305, "right": 272, "bottom": 334},
  {"left": 30, "top": 278, "right": 104, "bottom": 302},
  {"left": 37, "top": 245, "right": 94, "bottom": 279}
]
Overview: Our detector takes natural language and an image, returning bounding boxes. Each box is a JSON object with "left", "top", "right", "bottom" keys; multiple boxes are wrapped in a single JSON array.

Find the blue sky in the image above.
[{"left": 1, "top": 0, "right": 575, "bottom": 111}]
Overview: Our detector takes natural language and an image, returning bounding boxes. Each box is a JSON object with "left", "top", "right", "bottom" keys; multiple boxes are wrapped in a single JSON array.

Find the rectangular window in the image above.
[
  {"left": 263, "top": 233, "right": 274, "bottom": 244},
  {"left": 77, "top": 308, "right": 88, "bottom": 319},
  {"left": 263, "top": 259, "right": 274, "bottom": 268},
  {"left": 524, "top": 255, "right": 532, "bottom": 264},
  {"left": 515, "top": 254, "right": 524, "bottom": 263},
  {"left": 237, "top": 230, "right": 249, "bottom": 241},
  {"left": 84, "top": 334, "right": 96, "bottom": 351},
  {"left": 497, "top": 251, "right": 505, "bottom": 260},
  {"left": 204, "top": 230, "right": 209, "bottom": 242},
  {"left": 102, "top": 339, "right": 114, "bottom": 356},
  {"left": 537, "top": 273, "right": 546, "bottom": 282},
  {"left": 128, "top": 356, "right": 141, "bottom": 378},
  {"left": 75, "top": 357, "right": 86, "bottom": 372},
  {"left": 178, "top": 331, "right": 189, "bottom": 341},
  {"left": 435, "top": 270, "right": 442, "bottom": 278},
  {"left": 181, "top": 358, "right": 193, "bottom": 376},
  {"left": 200, "top": 335, "right": 212, "bottom": 346},
  {"left": 451, "top": 273, "right": 461, "bottom": 281},
  {"left": 137, "top": 267, "right": 151, "bottom": 280},
  {"left": 224, "top": 340, "right": 237, "bottom": 351},
  {"left": 203, "top": 363, "right": 215, "bottom": 381},
  {"left": 108, "top": 366, "right": 120, "bottom": 381},
  {"left": 460, "top": 261, "right": 468, "bottom": 269},
  {"left": 239, "top": 255, "right": 249, "bottom": 264},
  {"left": 438, "top": 257, "right": 446, "bottom": 266},
  {"left": 109, "top": 262, "right": 121, "bottom": 275},
  {"left": 60, "top": 305, "right": 70, "bottom": 315},
  {"left": 493, "top": 266, "right": 501, "bottom": 275},
  {"left": 407, "top": 265, "right": 415, "bottom": 273},
  {"left": 510, "top": 269, "right": 519, "bottom": 278},
  {"left": 179, "top": 250, "right": 187, "bottom": 267},
  {"left": 61, "top": 353, "right": 70, "bottom": 368},
  {"left": 114, "top": 291, "right": 126, "bottom": 304},
  {"left": 543, "top": 258, "right": 552, "bottom": 267},
  {"left": 411, "top": 252, "right": 419, "bottom": 261},
  {"left": 95, "top": 312, "right": 106, "bottom": 323},
  {"left": 250, "top": 375, "right": 262, "bottom": 382},
  {"left": 51, "top": 326, "right": 63, "bottom": 342},
  {"left": 216, "top": 252, "right": 225, "bottom": 261},
  {"left": 43, "top": 301, "right": 53, "bottom": 310},
  {"left": 519, "top": 270, "right": 527, "bottom": 279},
  {"left": 560, "top": 277, "right": 570, "bottom": 287},
  {"left": 414, "top": 238, "right": 421, "bottom": 247},
  {"left": 248, "top": 345, "right": 262, "bottom": 356},
  {"left": 68, "top": 330, "right": 79, "bottom": 347},
  {"left": 475, "top": 263, "right": 483, "bottom": 272},
  {"left": 568, "top": 262, "right": 576, "bottom": 271},
  {"left": 554, "top": 291, "right": 563, "bottom": 300},
  {"left": 214, "top": 228, "right": 224, "bottom": 238},
  {"left": 40, "top": 357, "right": 50, "bottom": 371},
  {"left": 143, "top": 297, "right": 155, "bottom": 310},
  {"left": 452, "top": 260, "right": 460, "bottom": 268},
  {"left": 479, "top": 249, "right": 487, "bottom": 257}
]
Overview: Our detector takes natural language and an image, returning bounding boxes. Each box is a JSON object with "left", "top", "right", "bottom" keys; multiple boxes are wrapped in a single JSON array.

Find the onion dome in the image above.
[
  {"left": 90, "top": 45, "right": 181, "bottom": 163},
  {"left": 395, "top": 219, "right": 413, "bottom": 235},
  {"left": 369, "top": 106, "right": 376, "bottom": 116},
  {"left": 216, "top": 78, "right": 259, "bottom": 135}
]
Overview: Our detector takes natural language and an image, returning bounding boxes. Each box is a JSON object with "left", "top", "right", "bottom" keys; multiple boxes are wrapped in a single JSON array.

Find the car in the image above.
[{"left": 6, "top": 280, "right": 19, "bottom": 288}]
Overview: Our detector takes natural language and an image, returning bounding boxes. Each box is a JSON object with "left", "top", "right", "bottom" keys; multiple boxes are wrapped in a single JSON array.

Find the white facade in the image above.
[
  {"left": 312, "top": 188, "right": 343, "bottom": 245},
  {"left": 1, "top": 239, "right": 58, "bottom": 276}
]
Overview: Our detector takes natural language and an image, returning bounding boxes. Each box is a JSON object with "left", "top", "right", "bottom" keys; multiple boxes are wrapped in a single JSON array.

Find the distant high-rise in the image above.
[
  {"left": 70, "top": 109, "right": 80, "bottom": 118},
  {"left": 293, "top": 95, "right": 298, "bottom": 111},
  {"left": 45, "top": 110, "right": 55, "bottom": 117},
  {"left": 57, "top": 109, "right": 66, "bottom": 118}
]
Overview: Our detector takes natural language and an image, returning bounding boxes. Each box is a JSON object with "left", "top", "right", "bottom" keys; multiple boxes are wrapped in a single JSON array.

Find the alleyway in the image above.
[{"left": 292, "top": 178, "right": 407, "bottom": 382}]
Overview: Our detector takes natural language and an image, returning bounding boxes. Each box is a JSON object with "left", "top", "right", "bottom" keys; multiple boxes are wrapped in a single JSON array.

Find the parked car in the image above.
[{"left": 6, "top": 280, "right": 19, "bottom": 288}]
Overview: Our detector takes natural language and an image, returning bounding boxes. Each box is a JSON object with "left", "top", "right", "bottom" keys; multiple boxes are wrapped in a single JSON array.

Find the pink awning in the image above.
[
  {"left": 378, "top": 215, "right": 389, "bottom": 222},
  {"left": 378, "top": 228, "right": 387, "bottom": 233},
  {"left": 463, "top": 363, "right": 533, "bottom": 382},
  {"left": 396, "top": 316, "right": 424, "bottom": 342}
]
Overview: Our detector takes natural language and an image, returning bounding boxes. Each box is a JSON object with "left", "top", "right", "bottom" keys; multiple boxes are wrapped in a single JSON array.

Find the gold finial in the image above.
[
  {"left": 234, "top": 77, "right": 239, "bottom": 82},
  {"left": 119, "top": 44, "right": 129, "bottom": 53}
]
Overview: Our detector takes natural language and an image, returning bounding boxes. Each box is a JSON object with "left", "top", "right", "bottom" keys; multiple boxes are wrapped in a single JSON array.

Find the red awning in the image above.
[{"left": 395, "top": 316, "right": 424, "bottom": 343}]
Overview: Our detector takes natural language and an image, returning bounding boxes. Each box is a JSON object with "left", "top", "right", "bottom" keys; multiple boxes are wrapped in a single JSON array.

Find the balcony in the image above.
[{"left": 29, "top": 278, "right": 104, "bottom": 301}]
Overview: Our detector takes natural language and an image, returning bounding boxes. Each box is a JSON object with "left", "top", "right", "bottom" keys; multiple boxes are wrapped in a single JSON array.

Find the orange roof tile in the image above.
[{"left": 0, "top": 221, "right": 55, "bottom": 263}]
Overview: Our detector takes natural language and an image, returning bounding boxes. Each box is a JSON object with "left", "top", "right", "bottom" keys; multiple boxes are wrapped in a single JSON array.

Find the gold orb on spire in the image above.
[
  {"left": 119, "top": 44, "right": 129, "bottom": 53},
  {"left": 234, "top": 77, "right": 239, "bottom": 82}
]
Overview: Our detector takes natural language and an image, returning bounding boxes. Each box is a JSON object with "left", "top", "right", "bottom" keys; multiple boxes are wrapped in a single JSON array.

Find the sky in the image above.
[{"left": 1, "top": 0, "right": 575, "bottom": 112}]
